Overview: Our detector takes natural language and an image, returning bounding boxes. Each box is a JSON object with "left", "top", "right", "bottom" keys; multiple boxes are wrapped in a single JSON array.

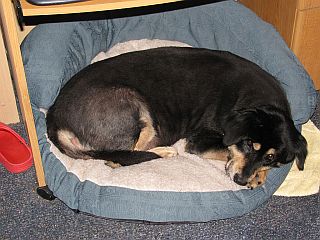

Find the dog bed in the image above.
[{"left": 21, "top": 1, "right": 317, "bottom": 222}]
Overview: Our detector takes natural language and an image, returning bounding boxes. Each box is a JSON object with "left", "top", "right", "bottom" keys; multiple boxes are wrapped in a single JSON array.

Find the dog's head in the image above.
[{"left": 222, "top": 106, "right": 307, "bottom": 187}]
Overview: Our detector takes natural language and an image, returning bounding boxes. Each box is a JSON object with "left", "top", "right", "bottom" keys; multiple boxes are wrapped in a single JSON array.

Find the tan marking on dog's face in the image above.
[
  {"left": 253, "top": 143, "right": 261, "bottom": 151},
  {"left": 133, "top": 106, "right": 157, "bottom": 151},
  {"left": 226, "top": 144, "right": 277, "bottom": 187},
  {"left": 266, "top": 148, "right": 276, "bottom": 155},
  {"left": 200, "top": 149, "right": 229, "bottom": 161},
  {"left": 225, "top": 144, "right": 270, "bottom": 187},
  {"left": 226, "top": 145, "right": 246, "bottom": 178}
]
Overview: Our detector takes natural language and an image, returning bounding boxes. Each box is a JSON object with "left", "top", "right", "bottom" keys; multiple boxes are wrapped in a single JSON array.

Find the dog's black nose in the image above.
[{"left": 233, "top": 173, "right": 247, "bottom": 186}]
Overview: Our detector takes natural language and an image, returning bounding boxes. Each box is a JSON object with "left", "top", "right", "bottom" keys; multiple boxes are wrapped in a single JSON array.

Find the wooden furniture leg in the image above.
[{"left": 0, "top": 0, "right": 46, "bottom": 188}]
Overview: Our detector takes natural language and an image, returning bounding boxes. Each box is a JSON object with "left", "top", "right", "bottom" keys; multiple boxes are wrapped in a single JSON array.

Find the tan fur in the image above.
[
  {"left": 247, "top": 167, "right": 270, "bottom": 189},
  {"left": 266, "top": 148, "right": 276, "bottom": 155},
  {"left": 246, "top": 149, "right": 275, "bottom": 188},
  {"left": 227, "top": 144, "right": 246, "bottom": 174},
  {"left": 200, "top": 149, "right": 229, "bottom": 161},
  {"left": 134, "top": 107, "right": 157, "bottom": 151},
  {"left": 105, "top": 161, "right": 122, "bottom": 169},
  {"left": 226, "top": 145, "right": 276, "bottom": 188},
  {"left": 147, "top": 146, "right": 178, "bottom": 158},
  {"left": 245, "top": 148, "right": 275, "bottom": 188},
  {"left": 56, "top": 130, "right": 93, "bottom": 159},
  {"left": 57, "top": 130, "right": 91, "bottom": 152},
  {"left": 253, "top": 142, "right": 261, "bottom": 151}
]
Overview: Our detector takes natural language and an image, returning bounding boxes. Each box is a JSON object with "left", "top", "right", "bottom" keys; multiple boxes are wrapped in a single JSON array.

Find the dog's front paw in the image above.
[
  {"left": 148, "top": 146, "right": 178, "bottom": 158},
  {"left": 247, "top": 170, "right": 268, "bottom": 189},
  {"left": 105, "top": 161, "right": 122, "bottom": 169}
]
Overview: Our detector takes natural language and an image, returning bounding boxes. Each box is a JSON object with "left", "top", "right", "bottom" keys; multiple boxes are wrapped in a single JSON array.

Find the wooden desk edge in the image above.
[{"left": 21, "top": 0, "right": 183, "bottom": 16}]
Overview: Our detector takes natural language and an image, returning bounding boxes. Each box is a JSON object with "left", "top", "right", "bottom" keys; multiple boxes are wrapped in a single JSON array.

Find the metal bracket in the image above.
[
  {"left": 12, "top": 0, "right": 24, "bottom": 30},
  {"left": 26, "top": 0, "right": 88, "bottom": 6}
]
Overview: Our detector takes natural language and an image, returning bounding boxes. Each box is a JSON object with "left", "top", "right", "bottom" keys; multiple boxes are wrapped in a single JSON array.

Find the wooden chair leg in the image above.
[{"left": 0, "top": 0, "right": 46, "bottom": 187}]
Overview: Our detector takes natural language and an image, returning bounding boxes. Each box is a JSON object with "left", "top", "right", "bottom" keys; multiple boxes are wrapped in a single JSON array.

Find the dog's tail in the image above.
[{"left": 85, "top": 150, "right": 161, "bottom": 166}]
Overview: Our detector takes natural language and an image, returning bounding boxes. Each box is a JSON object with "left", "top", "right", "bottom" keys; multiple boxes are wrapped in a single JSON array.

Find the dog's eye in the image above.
[
  {"left": 246, "top": 140, "right": 253, "bottom": 147},
  {"left": 265, "top": 154, "right": 275, "bottom": 162}
]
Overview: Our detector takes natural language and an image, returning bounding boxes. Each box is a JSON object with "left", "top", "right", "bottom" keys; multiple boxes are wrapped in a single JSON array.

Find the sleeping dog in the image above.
[{"left": 46, "top": 47, "right": 307, "bottom": 188}]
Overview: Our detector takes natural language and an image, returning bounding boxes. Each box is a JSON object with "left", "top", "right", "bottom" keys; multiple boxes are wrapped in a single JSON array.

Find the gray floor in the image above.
[{"left": 1, "top": 94, "right": 319, "bottom": 239}]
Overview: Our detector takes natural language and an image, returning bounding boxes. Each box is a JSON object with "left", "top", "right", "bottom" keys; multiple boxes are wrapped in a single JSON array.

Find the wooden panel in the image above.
[
  {"left": 239, "top": 0, "right": 298, "bottom": 47},
  {"left": 297, "top": 0, "right": 320, "bottom": 10},
  {"left": 0, "top": 28, "right": 20, "bottom": 124},
  {"left": 21, "top": 0, "right": 183, "bottom": 16},
  {"left": 240, "top": 0, "right": 320, "bottom": 89},
  {"left": 292, "top": 7, "right": 320, "bottom": 89},
  {"left": 17, "top": 26, "right": 35, "bottom": 43}
]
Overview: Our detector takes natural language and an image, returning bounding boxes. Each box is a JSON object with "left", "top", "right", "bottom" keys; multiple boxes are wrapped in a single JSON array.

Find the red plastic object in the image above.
[{"left": 0, "top": 122, "right": 33, "bottom": 173}]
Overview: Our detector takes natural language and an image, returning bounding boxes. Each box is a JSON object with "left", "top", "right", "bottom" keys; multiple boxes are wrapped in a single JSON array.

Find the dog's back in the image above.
[{"left": 80, "top": 47, "right": 289, "bottom": 141}]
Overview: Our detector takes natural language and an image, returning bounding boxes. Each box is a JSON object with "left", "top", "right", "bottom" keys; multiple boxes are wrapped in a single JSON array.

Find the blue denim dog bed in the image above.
[{"left": 21, "top": 1, "right": 316, "bottom": 222}]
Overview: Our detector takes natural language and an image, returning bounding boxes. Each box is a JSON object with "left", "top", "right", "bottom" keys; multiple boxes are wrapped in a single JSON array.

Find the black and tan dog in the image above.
[{"left": 46, "top": 47, "right": 307, "bottom": 188}]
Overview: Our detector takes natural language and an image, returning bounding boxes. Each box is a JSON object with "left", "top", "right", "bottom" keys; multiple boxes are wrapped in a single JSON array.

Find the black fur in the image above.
[{"left": 46, "top": 47, "right": 307, "bottom": 186}]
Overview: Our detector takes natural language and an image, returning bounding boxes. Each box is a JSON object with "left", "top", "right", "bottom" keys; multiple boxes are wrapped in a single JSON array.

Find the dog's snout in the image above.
[{"left": 233, "top": 173, "right": 247, "bottom": 186}]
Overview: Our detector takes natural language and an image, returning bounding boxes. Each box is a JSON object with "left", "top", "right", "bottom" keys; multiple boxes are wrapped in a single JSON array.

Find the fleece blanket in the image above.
[
  {"left": 275, "top": 120, "right": 320, "bottom": 196},
  {"left": 48, "top": 138, "right": 246, "bottom": 192}
]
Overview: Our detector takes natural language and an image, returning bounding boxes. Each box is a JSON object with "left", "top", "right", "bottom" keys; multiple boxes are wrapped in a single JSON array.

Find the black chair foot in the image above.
[
  {"left": 36, "top": 185, "right": 56, "bottom": 200},
  {"left": 71, "top": 208, "right": 80, "bottom": 213}
]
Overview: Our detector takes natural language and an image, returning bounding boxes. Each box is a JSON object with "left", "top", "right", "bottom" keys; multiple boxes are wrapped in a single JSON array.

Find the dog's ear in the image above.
[
  {"left": 255, "top": 106, "right": 307, "bottom": 170},
  {"left": 283, "top": 120, "right": 307, "bottom": 170},
  {"left": 222, "top": 110, "right": 261, "bottom": 146}
]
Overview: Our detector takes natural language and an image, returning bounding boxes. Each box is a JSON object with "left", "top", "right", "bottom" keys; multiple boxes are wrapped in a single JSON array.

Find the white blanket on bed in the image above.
[{"left": 49, "top": 137, "right": 245, "bottom": 192}]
